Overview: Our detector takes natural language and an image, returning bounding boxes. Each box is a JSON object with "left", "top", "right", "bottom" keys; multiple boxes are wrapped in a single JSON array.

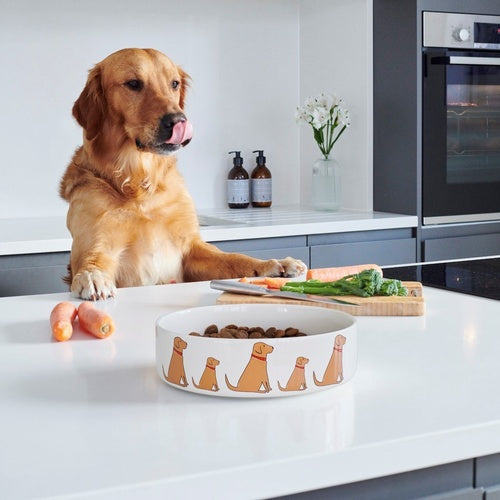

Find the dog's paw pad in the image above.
[{"left": 71, "top": 270, "right": 116, "bottom": 300}]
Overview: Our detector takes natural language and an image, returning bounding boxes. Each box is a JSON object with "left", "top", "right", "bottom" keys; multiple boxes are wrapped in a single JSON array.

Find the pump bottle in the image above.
[
  {"left": 227, "top": 151, "right": 249, "bottom": 208},
  {"left": 250, "top": 150, "right": 272, "bottom": 207}
]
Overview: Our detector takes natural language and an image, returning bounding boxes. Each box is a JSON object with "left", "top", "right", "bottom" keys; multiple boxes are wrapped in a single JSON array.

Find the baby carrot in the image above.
[
  {"left": 50, "top": 301, "right": 78, "bottom": 342},
  {"left": 78, "top": 302, "right": 115, "bottom": 339}
]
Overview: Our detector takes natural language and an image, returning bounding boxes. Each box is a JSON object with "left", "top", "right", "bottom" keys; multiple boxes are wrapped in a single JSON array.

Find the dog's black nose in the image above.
[{"left": 159, "top": 112, "right": 186, "bottom": 135}]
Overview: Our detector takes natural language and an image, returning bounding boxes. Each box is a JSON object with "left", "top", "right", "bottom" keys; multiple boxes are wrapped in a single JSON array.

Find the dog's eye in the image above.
[
  {"left": 172, "top": 80, "right": 180, "bottom": 90},
  {"left": 124, "top": 79, "right": 144, "bottom": 91}
]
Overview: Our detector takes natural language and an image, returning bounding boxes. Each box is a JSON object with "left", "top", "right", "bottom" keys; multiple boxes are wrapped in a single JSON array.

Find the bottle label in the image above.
[
  {"left": 227, "top": 179, "right": 249, "bottom": 204},
  {"left": 251, "top": 178, "right": 272, "bottom": 203}
]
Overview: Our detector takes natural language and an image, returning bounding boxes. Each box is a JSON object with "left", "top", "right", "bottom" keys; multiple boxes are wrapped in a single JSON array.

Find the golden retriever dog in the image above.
[
  {"left": 225, "top": 341, "right": 274, "bottom": 393},
  {"left": 60, "top": 48, "right": 305, "bottom": 300}
]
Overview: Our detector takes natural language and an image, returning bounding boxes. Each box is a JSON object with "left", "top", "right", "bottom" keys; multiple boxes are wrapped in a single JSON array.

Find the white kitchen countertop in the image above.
[
  {"left": 1, "top": 281, "right": 500, "bottom": 499},
  {"left": 0, "top": 206, "right": 417, "bottom": 256}
]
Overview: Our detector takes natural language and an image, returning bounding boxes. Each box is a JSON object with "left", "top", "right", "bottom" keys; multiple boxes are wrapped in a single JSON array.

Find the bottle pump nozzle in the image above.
[
  {"left": 228, "top": 151, "right": 243, "bottom": 166},
  {"left": 252, "top": 150, "right": 266, "bottom": 165}
]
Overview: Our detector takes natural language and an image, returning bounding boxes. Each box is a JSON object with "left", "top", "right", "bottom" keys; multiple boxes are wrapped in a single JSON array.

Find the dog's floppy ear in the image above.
[
  {"left": 178, "top": 67, "right": 191, "bottom": 110},
  {"left": 72, "top": 66, "right": 106, "bottom": 141}
]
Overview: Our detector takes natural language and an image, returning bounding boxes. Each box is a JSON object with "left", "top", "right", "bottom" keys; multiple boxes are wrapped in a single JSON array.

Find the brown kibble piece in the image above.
[
  {"left": 285, "top": 327, "right": 299, "bottom": 337},
  {"left": 233, "top": 329, "right": 249, "bottom": 339},
  {"left": 204, "top": 324, "right": 218, "bottom": 335},
  {"left": 219, "top": 329, "right": 234, "bottom": 338},
  {"left": 275, "top": 329, "right": 286, "bottom": 338},
  {"left": 265, "top": 327, "right": 277, "bottom": 338},
  {"left": 249, "top": 331, "right": 263, "bottom": 339},
  {"left": 249, "top": 326, "right": 265, "bottom": 335},
  {"left": 189, "top": 331, "right": 201, "bottom": 336},
  {"left": 219, "top": 327, "right": 236, "bottom": 338}
]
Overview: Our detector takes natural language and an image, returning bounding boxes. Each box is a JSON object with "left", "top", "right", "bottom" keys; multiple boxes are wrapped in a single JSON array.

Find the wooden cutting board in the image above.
[{"left": 216, "top": 282, "right": 425, "bottom": 316}]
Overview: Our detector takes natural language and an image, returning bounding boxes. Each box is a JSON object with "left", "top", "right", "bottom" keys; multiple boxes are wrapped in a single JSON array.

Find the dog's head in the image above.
[
  {"left": 296, "top": 356, "right": 309, "bottom": 366},
  {"left": 252, "top": 342, "right": 274, "bottom": 357},
  {"left": 173, "top": 336, "right": 188, "bottom": 351},
  {"left": 206, "top": 357, "right": 220, "bottom": 367},
  {"left": 334, "top": 334, "right": 347, "bottom": 348},
  {"left": 73, "top": 48, "right": 192, "bottom": 156}
]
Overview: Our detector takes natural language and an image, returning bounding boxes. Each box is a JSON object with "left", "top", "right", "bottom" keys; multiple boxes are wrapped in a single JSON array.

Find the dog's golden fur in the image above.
[{"left": 60, "top": 48, "right": 305, "bottom": 299}]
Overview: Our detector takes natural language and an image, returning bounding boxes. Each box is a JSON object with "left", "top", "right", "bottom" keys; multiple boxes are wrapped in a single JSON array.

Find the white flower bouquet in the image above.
[{"left": 296, "top": 93, "right": 350, "bottom": 160}]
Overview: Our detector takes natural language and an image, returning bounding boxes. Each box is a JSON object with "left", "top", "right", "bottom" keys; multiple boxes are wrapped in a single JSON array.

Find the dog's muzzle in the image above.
[{"left": 136, "top": 112, "right": 193, "bottom": 154}]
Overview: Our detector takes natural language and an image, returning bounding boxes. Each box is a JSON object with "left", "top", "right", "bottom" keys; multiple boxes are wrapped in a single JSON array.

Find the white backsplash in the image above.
[{"left": 0, "top": 0, "right": 372, "bottom": 219}]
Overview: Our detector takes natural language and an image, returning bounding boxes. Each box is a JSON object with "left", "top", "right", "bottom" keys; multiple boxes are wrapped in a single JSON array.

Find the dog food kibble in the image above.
[{"left": 187, "top": 324, "right": 307, "bottom": 339}]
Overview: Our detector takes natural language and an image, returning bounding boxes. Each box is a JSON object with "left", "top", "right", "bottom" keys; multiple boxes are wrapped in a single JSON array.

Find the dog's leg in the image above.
[
  {"left": 183, "top": 239, "right": 306, "bottom": 281},
  {"left": 67, "top": 213, "right": 130, "bottom": 299}
]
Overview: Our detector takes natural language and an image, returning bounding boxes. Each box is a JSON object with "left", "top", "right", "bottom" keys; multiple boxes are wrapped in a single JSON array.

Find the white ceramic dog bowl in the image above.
[{"left": 156, "top": 303, "right": 357, "bottom": 398}]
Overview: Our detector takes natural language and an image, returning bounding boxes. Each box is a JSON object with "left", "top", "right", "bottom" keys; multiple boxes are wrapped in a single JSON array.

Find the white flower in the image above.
[
  {"left": 296, "top": 91, "right": 350, "bottom": 159},
  {"left": 311, "top": 107, "right": 329, "bottom": 129},
  {"left": 315, "top": 93, "right": 338, "bottom": 111},
  {"left": 295, "top": 106, "right": 309, "bottom": 124},
  {"left": 303, "top": 96, "right": 316, "bottom": 112},
  {"left": 338, "top": 108, "right": 350, "bottom": 127}
]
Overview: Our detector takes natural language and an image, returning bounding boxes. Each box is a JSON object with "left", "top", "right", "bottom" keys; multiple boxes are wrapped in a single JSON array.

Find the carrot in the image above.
[
  {"left": 306, "top": 264, "right": 383, "bottom": 282},
  {"left": 262, "top": 277, "right": 291, "bottom": 289},
  {"left": 77, "top": 302, "right": 115, "bottom": 339},
  {"left": 50, "top": 301, "right": 78, "bottom": 342},
  {"left": 238, "top": 277, "right": 291, "bottom": 289}
]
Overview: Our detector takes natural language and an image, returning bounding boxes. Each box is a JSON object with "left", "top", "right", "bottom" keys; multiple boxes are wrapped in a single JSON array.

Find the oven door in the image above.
[{"left": 423, "top": 49, "right": 500, "bottom": 224}]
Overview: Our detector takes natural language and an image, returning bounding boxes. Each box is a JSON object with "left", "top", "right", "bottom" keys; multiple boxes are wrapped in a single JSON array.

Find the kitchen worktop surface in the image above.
[
  {"left": 1, "top": 277, "right": 500, "bottom": 499},
  {"left": 0, "top": 206, "right": 417, "bottom": 256}
]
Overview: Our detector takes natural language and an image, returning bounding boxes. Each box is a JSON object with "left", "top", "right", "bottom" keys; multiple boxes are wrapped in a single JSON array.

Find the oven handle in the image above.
[{"left": 432, "top": 55, "right": 500, "bottom": 66}]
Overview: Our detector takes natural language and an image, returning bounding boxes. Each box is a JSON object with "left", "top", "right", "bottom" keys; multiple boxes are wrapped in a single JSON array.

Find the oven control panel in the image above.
[{"left": 424, "top": 11, "right": 500, "bottom": 49}]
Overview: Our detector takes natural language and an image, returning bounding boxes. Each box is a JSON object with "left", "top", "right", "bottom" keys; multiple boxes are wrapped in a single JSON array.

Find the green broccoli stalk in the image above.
[{"left": 280, "top": 268, "right": 408, "bottom": 297}]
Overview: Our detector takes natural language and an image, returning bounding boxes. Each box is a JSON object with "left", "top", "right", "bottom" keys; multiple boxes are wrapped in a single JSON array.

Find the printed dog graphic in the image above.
[
  {"left": 192, "top": 357, "right": 220, "bottom": 392},
  {"left": 313, "top": 334, "right": 346, "bottom": 386},
  {"left": 225, "top": 342, "right": 274, "bottom": 393},
  {"left": 163, "top": 336, "right": 188, "bottom": 387},
  {"left": 278, "top": 356, "right": 309, "bottom": 392}
]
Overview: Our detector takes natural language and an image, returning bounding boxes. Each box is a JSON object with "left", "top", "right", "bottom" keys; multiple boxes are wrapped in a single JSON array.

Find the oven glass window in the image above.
[{"left": 447, "top": 64, "right": 500, "bottom": 184}]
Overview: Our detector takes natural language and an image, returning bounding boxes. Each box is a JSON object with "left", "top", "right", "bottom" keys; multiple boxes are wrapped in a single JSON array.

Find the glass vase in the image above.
[{"left": 312, "top": 157, "right": 341, "bottom": 211}]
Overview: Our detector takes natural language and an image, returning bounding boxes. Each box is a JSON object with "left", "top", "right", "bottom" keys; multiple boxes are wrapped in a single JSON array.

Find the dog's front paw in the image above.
[
  {"left": 71, "top": 270, "right": 116, "bottom": 300},
  {"left": 278, "top": 256, "right": 307, "bottom": 278},
  {"left": 259, "top": 256, "right": 307, "bottom": 278}
]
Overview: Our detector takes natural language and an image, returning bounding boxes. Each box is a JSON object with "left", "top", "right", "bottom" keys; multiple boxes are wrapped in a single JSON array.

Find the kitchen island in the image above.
[{"left": 1, "top": 277, "right": 500, "bottom": 499}]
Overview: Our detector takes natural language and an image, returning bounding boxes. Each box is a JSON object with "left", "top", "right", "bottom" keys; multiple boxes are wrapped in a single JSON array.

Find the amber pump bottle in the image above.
[
  {"left": 227, "top": 151, "right": 249, "bottom": 208},
  {"left": 250, "top": 150, "right": 272, "bottom": 207}
]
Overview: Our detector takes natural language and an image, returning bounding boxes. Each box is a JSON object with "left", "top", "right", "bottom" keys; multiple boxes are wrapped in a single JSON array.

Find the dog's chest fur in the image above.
[{"left": 116, "top": 205, "right": 186, "bottom": 286}]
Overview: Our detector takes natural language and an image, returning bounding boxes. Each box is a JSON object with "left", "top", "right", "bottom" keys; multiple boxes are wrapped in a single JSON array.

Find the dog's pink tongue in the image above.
[{"left": 166, "top": 120, "right": 193, "bottom": 144}]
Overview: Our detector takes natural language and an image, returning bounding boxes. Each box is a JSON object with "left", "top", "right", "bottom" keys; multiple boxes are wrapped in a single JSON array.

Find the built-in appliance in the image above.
[
  {"left": 384, "top": 256, "right": 500, "bottom": 301},
  {"left": 422, "top": 11, "right": 500, "bottom": 225}
]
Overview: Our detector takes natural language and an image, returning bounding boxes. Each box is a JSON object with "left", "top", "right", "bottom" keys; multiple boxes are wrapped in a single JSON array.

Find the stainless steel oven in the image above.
[{"left": 423, "top": 11, "right": 500, "bottom": 224}]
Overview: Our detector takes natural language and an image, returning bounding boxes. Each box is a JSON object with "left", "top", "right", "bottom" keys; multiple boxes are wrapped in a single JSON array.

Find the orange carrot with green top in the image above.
[
  {"left": 50, "top": 301, "right": 78, "bottom": 342},
  {"left": 78, "top": 302, "right": 115, "bottom": 339}
]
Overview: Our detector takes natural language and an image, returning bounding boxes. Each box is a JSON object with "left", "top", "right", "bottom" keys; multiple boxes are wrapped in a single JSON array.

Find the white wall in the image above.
[
  {"left": 0, "top": 0, "right": 372, "bottom": 219},
  {"left": 299, "top": 0, "right": 373, "bottom": 210}
]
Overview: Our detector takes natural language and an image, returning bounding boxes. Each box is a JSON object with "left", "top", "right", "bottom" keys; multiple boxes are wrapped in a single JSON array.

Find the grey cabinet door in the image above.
[
  {"left": 310, "top": 238, "right": 416, "bottom": 268},
  {"left": 0, "top": 253, "right": 69, "bottom": 297},
  {"left": 213, "top": 236, "right": 309, "bottom": 267},
  {"left": 424, "top": 233, "right": 500, "bottom": 262}
]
